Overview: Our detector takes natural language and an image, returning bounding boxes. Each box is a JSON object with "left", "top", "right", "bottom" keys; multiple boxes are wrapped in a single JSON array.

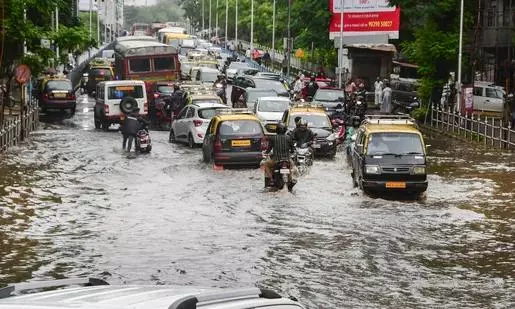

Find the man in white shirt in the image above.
[{"left": 374, "top": 77, "right": 383, "bottom": 107}]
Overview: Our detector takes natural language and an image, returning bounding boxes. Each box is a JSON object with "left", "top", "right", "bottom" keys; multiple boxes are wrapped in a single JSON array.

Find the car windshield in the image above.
[
  {"left": 218, "top": 120, "right": 262, "bottom": 137},
  {"left": 200, "top": 72, "right": 218, "bottom": 82},
  {"left": 108, "top": 85, "right": 144, "bottom": 99},
  {"left": 157, "top": 85, "right": 174, "bottom": 94},
  {"left": 45, "top": 80, "right": 72, "bottom": 91},
  {"left": 367, "top": 132, "right": 424, "bottom": 155},
  {"left": 289, "top": 113, "right": 331, "bottom": 129},
  {"left": 247, "top": 90, "right": 278, "bottom": 102},
  {"left": 90, "top": 68, "right": 113, "bottom": 78},
  {"left": 258, "top": 100, "right": 290, "bottom": 112},
  {"left": 253, "top": 79, "right": 287, "bottom": 93},
  {"left": 198, "top": 107, "right": 224, "bottom": 119},
  {"left": 314, "top": 89, "right": 344, "bottom": 102}
]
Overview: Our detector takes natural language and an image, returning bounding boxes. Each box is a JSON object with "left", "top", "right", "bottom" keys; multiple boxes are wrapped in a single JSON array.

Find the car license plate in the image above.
[
  {"left": 54, "top": 93, "right": 66, "bottom": 98},
  {"left": 95, "top": 77, "right": 104, "bottom": 80},
  {"left": 313, "top": 144, "right": 321, "bottom": 148},
  {"left": 140, "top": 143, "right": 147, "bottom": 147},
  {"left": 386, "top": 181, "right": 406, "bottom": 189},
  {"left": 280, "top": 168, "right": 290, "bottom": 174},
  {"left": 268, "top": 124, "right": 277, "bottom": 130},
  {"left": 231, "top": 140, "right": 250, "bottom": 147}
]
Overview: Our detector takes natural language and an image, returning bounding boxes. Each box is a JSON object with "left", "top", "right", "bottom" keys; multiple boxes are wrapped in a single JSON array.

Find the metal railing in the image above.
[
  {"left": 0, "top": 104, "right": 39, "bottom": 152},
  {"left": 429, "top": 107, "right": 515, "bottom": 149}
]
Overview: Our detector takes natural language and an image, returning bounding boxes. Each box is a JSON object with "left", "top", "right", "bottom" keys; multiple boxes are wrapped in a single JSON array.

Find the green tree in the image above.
[{"left": 124, "top": 0, "right": 184, "bottom": 27}]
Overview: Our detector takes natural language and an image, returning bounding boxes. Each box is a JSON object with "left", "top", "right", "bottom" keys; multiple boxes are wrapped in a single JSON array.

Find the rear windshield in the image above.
[
  {"left": 198, "top": 107, "right": 224, "bottom": 119},
  {"left": 45, "top": 80, "right": 72, "bottom": 91},
  {"left": 367, "top": 132, "right": 424, "bottom": 155},
  {"left": 258, "top": 100, "right": 290, "bottom": 112},
  {"left": 108, "top": 85, "right": 145, "bottom": 100},
  {"left": 200, "top": 71, "right": 218, "bottom": 82},
  {"left": 90, "top": 68, "right": 113, "bottom": 77},
  {"left": 253, "top": 79, "right": 287, "bottom": 93},
  {"left": 314, "top": 89, "right": 344, "bottom": 102},
  {"left": 157, "top": 85, "right": 174, "bottom": 94},
  {"left": 218, "top": 120, "right": 262, "bottom": 137},
  {"left": 289, "top": 113, "right": 331, "bottom": 129},
  {"left": 247, "top": 90, "right": 278, "bottom": 102}
]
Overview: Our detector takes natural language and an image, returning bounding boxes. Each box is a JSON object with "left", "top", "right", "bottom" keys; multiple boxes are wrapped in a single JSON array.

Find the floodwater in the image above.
[{"left": 0, "top": 95, "right": 513, "bottom": 308}]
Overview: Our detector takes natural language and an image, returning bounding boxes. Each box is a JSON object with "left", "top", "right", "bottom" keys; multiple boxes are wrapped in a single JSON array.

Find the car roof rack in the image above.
[
  {"left": 169, "top": 288, "right": 282, "bottom": 309},
  {"left": 362, "top": 114, "right": 416, "bottom": 125},
  {"left": 0, "top": 278, "right": 109, "bottom": 299}
]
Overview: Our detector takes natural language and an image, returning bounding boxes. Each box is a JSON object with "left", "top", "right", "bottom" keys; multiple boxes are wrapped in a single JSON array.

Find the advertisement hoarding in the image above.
[{"left": 329, "top": 0, "right": 400, "bottom": 40}]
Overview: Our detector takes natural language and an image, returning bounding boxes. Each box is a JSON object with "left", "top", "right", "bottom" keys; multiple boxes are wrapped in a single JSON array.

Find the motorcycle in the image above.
[
  {"left": 295, "top": 142, "right": 314, "bottom": 167},
  {"left": 331, "top": 118, "right": 346, "bottom": 146},
  {"left": 263, "top": 153, "right": 295, "bottom": 192},
  {"left": 214, "top": 82, "right": 227, "bottom": 104},
  {"left": 135, "top": 127, "right": 152, "bottom": 153}
]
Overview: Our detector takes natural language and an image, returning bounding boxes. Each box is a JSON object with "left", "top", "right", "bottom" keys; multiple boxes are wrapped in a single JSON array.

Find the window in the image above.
[
  {"left": 288, "top": 114, "right": 331, "bottom": 129},
  {"left": 258, "top": 100, "right": 290, "bottom": 112},
  {"left": 185, "top": 107, "right": 195, "bottom": 118},
  {"left": 45, "top": 80, "right": 72, "bottom": 91},
  {"left": 473, "top": 87, "right": 483, "bottom": 96},
  {"left": 485, "top": 87, "right": 502, "bottom": 98},
  {"left": 89, "top": 68, "right": 113, "bottom": 79},
  {"left": 218, "top": 120, "right": 262, "bottom": 137},
  {"left": 366, "top": 133, "right": 424, "bottom": 155},
  {"left": 129, "top": 58, "right": 151, "bottom": 73},
  {"left": 107, "top": 85, "right": 144, "bottom": 100},
  {"left": 154, "top": 57, "right": 175, "bottom": 71},
  {"left": 198, "top": 107, "right": 224, "bottom": 119},
  {"left": 177, "top": 107, "right": 188, "bottom": 119}
]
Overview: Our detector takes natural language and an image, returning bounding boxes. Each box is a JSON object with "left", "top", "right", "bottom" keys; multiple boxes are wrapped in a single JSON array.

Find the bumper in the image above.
[
  {"left": 214, "top": 151, "right": 263, "bottom": 166},
  {"left": 192, "top": 128, "right": 206, "bottom": 144},
  {"left": 40, "top": 100, "right": 76, "bottom": 109},
  {"left": 105, "top": 113, "right": 147, "bottom": 124},
  {"left": 362, "top": 180, "right": 428, "bottom": 193},
  {"left": 312, "top": 141, "right": 337, "bottom": 156}
]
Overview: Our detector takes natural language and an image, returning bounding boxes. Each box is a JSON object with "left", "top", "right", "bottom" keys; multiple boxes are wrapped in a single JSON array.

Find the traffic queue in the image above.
[{"left": 67, "top": 30, "right": 428, "bottom": 198}]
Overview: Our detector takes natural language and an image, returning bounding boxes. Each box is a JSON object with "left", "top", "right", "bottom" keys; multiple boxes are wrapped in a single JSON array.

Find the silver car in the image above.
[{"left": 0, "top": 278, "right": 306, "bottom": 309}]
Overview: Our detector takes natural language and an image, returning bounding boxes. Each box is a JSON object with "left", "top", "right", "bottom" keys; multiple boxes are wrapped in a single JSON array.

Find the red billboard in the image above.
[{"left": 329, "top": 0, "right": 400, "bottom": 39}]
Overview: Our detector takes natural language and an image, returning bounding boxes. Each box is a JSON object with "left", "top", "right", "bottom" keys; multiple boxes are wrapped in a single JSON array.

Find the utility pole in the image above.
[
  {"left": 225, "top": 0, "right": 228, "bottom": 48},
  {"left": 235, "top": 0, "right": 238, "bottom": 47},
  {"left": 250, "top": 0, "right": 253, "bottom": 55},
  {"left": 286, "top": 0, "right": 291, "bottom": 78},
  {"left": 215, "top": 0, "right": 218, "bottom": 38},
  {"left": 202, "top": 0, "right": 205, "bottom": 37},
  {"left": 97, "top": 2, "right": 100, "bottom": 47},
  {"left": 272, "top": 0, "right": 275, "bottom": 64},
  {"left": 338, "top": 0, "right": 344, "bottom": 88},
  {"left": 55, "top": 6, "right": 59, "bottom": 59},
  {"left": 209, "top": 0, "right": 212, "bottom": 39},
  {"left": 456, "top": 0, "right": 464, "bottom": 112}
]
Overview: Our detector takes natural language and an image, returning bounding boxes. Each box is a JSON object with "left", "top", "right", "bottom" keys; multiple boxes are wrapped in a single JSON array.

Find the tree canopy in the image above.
[{"left": 124, "top": 0, "right": 184, "bottom": 27}]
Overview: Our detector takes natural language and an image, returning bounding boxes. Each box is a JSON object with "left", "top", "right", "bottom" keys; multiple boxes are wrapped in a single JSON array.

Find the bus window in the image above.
[
  {"left": 154, "top": 57, "right": 175, "bottom": 71},
  {"left": 129, "top": 58, "right": 151, "bottom": 73}
]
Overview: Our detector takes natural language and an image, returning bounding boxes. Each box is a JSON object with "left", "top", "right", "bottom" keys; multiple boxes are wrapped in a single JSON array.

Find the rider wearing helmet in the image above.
[
  {"left": 263, "top": 122, "right": 296, "bottom": 187},
  {"left": 305, "top": 75, "right": 319, "bottom": 100},
  {"left": 346, "top": 116, "right": 361, "bottom": 143},
  {"left": 291, "top": 118, "right": 316, "bottom": 146},
  {"left": 171, "top": 83, "right": 186, "bottom": 116}
]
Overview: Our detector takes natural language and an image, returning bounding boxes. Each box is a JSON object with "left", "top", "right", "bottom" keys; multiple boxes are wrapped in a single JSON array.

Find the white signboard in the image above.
[{"left": 332, "top": 0, "right": 396, "bottom": 13}]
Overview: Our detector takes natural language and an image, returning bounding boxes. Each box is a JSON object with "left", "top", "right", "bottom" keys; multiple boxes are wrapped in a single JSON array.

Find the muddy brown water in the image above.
[{"left": 0, "top": 96, "right": 513, "bottom": 308}]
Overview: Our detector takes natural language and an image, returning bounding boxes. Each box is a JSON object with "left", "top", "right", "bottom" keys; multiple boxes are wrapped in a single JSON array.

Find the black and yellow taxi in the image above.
[
  {"left": 281, "top": 103, "right": 338, "bottom": 157},
  {"left": 202, "top": 109, "right": 267, "bottom": 168},
  {"left": 36, "top": 75, "right": 76, "bottom": 114},
  {"left": 349, "top": 114, "right": 428, "bottom": 195},
  {"left": 86, "top": 58, "right": 114, "bottom": 95}
]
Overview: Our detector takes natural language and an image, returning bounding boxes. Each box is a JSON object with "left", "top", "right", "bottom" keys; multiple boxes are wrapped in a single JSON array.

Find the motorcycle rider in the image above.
[
  {"left": 305, "top": 75, "right": 319, "bottom": 101},
  {"left": 213, "top": 73, "right": 227, "bottom": 104},
  {"left": 263, "top": 122, "right": 297, "bottom": 189},
  {"left": 121, "top": 108, "right": 149, "bottom": 152},
  {"left": 171, "top": 84, "right": 186, "bottom": 116},
  {"left": 291, "top": 119, "right": 316, "bottom": 146},
  {"left": 346, "top": 116, "right": 361, "bottom": 143}
]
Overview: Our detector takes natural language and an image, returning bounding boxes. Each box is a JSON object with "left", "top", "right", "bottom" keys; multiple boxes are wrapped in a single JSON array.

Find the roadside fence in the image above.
[
  {"left": 429, "top": 107, "right": 515, "bottom": 150},
  {"left": 0, "top": 104, "right": 39, "bottom": 153}
]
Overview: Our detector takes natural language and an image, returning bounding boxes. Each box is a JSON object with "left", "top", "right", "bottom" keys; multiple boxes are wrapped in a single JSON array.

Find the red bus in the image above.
[
  {"left": 131, "top": 23, "right": 151, "bottom": 36},
  {"left": 113, "top": 40, "right": 180, "bottom": 97}
]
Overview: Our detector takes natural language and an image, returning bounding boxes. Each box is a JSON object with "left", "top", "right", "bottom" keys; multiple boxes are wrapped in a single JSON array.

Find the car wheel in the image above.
[
  {"left": 169, "top": 129, "right": 176, "bottom": 143},
  {"left": 188, "top": 133, "right": 195, "bottom": 148}
]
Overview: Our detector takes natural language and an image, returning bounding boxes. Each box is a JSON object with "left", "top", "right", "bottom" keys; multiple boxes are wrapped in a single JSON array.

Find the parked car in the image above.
[
  {"left": 94, "top": 80, "right": 148, "bottom": 130},
  {"left": 0, "top": 277, "right": 306, "bottom": 309},
  {"left": 472, "top": 81, "right": 505, "bottom": 113},
  {"left": 254, "top": 96, "right": 291, "bottom": 134},
  {"left": 170, "top": 101, "right": 227, "bottom": 147},
  {"left": 349, "top": 114, "right": 428, "bottom": 197},
  {"left": 37, "top": 76, "right": 76, "bottom": 114},
  {"left": 202, "top": 109, "right": 267, "bottom": 168}
]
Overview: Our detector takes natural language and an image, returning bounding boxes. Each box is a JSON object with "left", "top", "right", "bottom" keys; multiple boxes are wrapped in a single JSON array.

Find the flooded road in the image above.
[{"left": 0, "top": 95, "right": 513, "bottom": 308}]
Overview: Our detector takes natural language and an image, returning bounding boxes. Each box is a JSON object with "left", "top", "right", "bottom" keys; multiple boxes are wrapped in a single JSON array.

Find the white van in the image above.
[
  {"left": 473, "top": 82, "right": 505, "bottom": 113},
  {"left": 94, "top": 80, "right": 148, "bottom": 130}
]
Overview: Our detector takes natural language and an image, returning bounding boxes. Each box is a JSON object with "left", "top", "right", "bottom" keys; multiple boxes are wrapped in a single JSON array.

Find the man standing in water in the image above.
[
  {"left": 381, "top": 81, "right": 392, "bottom": 114},
  {"left": 374, "top": 77, "right": 383, "bottom": 107}
]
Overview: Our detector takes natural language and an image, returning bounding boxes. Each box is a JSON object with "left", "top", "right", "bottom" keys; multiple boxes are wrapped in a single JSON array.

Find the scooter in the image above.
[
  {"left": 135, "top": 125, "right": 152, "bottom": 153},
  {"left": 295, "top": 142, "right": 314, "bottom": 167},
  {"left": 263, "top": 153, "right": 295, "bottom": 192}
]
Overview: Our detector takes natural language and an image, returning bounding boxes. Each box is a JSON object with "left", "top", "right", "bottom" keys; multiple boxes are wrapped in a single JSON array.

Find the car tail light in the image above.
[
  {"left": 43, "top": 93, "right": 48, "bottom": 99},
  {"left": 214, "top": 138, "right": 223, "bottom": 152},
  {"left": 153, "top": 93, "right": 160, "bottom": 99},
  {"left": 144, "top": 102, "right": 148, "bottom": 113},
  {"left": 261, "top": 136, "right": 269, "bottom": 151},
  {"left": 104, "top": 104, "right": 109, "bottom": 114},
  {"left": 193, "top": 119, "right": 203, "bottom": 127},
  {"left": 67, "top": 92, "right": 75, "bottom": 100}
]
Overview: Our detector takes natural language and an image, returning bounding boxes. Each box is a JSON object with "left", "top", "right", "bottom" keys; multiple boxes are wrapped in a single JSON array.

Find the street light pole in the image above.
[
  {"left": 209, "top": 0, "right": 212, "bottom": 39},
  {"left": 55, "top": 6, "right": 59, "bottom": 58},
  {"left": 338, "top": 0, "right": 344, "bottom": 88},
  {"left": 456, "top": 0, "right": 464, "bottom": 112},
  {"left": 202, "top": 0, "right": 205, "bottom": 37},
  {"left": 225, "top": 0, "right": 228, "bottom": 48},
  {"left": 235, "top": 0, "right": 238, "bottom": 47},
  {"left": 286, "top": 0, "right": 291, "bottom": 78},
  {"left": 272, "top": 0, "right": 275, "bottom": 64},
  {"left": 250, "top": 0, "right": 254, "bottom": 55},
  {"left": 215, "top": 0, "right": 218, "bottom": 38},
  {"left": 97, "top": 2, "right": 100, "bottom": 46}
]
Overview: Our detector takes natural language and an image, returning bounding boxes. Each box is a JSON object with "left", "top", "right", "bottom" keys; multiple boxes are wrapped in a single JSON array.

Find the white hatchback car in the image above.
[
  {"left": 254, "top": 96, "right": 291, "bottom": 134},
  {"left": 170, "top": 101, "right": 228, "bottom": 147}
]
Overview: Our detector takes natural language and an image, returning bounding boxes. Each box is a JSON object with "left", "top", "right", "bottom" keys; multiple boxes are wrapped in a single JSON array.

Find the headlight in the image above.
[
  {"left": 365, "top": 165, "right": 380, "bottom": 174},
  {"left": 413, "top": 166, "right": 426, "bottom": 175}
]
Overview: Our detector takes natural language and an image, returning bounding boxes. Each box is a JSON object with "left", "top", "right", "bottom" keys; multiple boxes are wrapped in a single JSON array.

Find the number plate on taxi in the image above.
[
  {"left": 231, "top": 140, "right": 250, "bottom": 147},
  {"left": 386, "top": 181, "right": 406, "bottom": 189}
]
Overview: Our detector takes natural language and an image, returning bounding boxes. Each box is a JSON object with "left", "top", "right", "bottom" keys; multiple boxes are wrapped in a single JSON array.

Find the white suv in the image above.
[
  {"left": 169, "top": 102, "right": 228, "bottom": 147},
  {"left": 94, "top": 80, "right": 148, "bottom": 130}
]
